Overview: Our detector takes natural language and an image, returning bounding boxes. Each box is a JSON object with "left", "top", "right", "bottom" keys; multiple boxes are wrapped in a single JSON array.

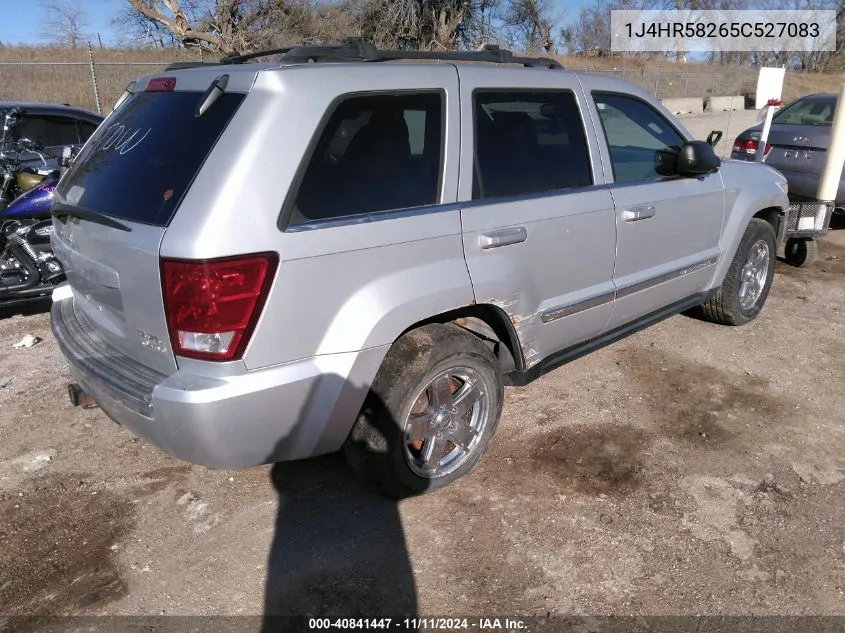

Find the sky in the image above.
[
  {"left": 0, "top": 0, "right": 592, "bottom": 48},
  {"left": 0, "top": 0, "right": 127, "bottom": 46}
]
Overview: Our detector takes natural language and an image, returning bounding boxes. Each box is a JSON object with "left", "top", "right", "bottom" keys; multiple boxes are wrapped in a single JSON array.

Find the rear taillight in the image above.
[
  {"left": 161, "top": 253, "right": 278, "bottom": 361},
  {"left": 732, "top": 136, "right": 772, "bottom": 157}
]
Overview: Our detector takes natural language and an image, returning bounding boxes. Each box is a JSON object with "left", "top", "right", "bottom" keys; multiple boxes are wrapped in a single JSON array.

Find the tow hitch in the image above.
[{"left": 67, "top": 383, "right": 98, "bottom": 410}]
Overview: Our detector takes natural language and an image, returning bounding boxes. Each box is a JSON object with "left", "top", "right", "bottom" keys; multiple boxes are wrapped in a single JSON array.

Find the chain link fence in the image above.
[
  {"left": 0, "top": 60, "right": 174, "bottom": 114},
  {"left": 0, "top": 50, "right": 831, "bottom": 115},
  {"left": 583, "top": 66, "right": 758, "bottom": 102}
]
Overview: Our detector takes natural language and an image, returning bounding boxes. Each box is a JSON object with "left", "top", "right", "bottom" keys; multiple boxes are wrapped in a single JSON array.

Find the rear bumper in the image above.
[
  {"left": 51, "top": 296, "right": 387, "bottom": 469},
  {"left": 768, "top": 167, "right": 844, "bottom": 208}
]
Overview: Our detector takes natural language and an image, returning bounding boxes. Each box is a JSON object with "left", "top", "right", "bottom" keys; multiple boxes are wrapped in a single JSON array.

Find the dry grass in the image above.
[
  {"left": 0, "top": 46, "right": 215, "bottom": 113},
  {"left": 0, "top": 45, "right": 841, "bottom": 114},
  {"left": 556, "top": 53, "right": 845, "bottom": 102}
]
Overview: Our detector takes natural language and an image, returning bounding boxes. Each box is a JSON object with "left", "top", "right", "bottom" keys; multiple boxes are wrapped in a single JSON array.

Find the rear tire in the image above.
[
  {"left": 783, "top": 237, "right": 818, "bottom": 268},
  {"left": 344, "top": 323, "right": 503, "bottom": 499},
  {"left": 698, "top": 218, "right": 776, "bottom": 326}
]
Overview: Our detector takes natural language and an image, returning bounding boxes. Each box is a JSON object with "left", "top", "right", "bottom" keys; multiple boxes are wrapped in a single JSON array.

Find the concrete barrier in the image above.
[
  {"left": 661, "top": 97, "right": 704, "bottom": 115},
  {"left": 706, "top": 95, "right": 745, "bottom": 112}
]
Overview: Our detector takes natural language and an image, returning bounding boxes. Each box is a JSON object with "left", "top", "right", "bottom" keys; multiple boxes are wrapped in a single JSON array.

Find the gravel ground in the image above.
[{"left": 0, "top": 111, "right": 843, "bottom": 629}]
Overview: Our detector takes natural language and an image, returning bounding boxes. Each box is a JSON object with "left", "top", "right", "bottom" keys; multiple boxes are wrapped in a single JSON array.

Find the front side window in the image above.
[
  {"left": 472, "top": 90, "right": 592, "bottom": 200},
  {"left": 289, "top": 92, "right": 443, "bottom": 226},
  {"left": 593, "top": 93, "right": 686, "bottom": 183}
]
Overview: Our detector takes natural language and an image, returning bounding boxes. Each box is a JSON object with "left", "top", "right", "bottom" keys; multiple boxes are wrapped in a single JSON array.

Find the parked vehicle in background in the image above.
[
  {"left": 0, "top": 102, "right": 102, "bottom": 173},
  {"left": 731, "top": 93, "right": 840, "bottom": 266},
  {"left": 51, "top": 40, "right": 789, "bottom": 498}
]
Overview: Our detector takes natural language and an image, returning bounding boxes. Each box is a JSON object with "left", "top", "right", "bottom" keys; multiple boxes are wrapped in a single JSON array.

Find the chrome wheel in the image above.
[
  {"left": 402, "top": 367, "right": 490, "bottom": 478},
  {"left": 738, "top": 239, "right": 770, "bottom": 311}
]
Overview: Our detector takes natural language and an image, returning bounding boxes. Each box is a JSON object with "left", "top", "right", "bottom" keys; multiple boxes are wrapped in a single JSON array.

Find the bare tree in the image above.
[
  {"left": 500, "top": 0, "right": 559, "bottom": 53},
  {"left": 571, "top": 0, "right": 609, "bottom": 55},
  {"left": 120, "top": 0, "right": 580, "bottom": 54},
  {"left": 112, "top": 2, "right": 181, "bottom": 47},
  {"left": 250, "top": 0, "right": 358, "bottom": 47},
  {"left": 358, "top": 0, "right": 501, "bottom": 51},
  {"left": 38, "top": 0, "right": 90, "bottom": 48},
  {"left": 126, "top": 0, "right": 246, "bottom": 52}
]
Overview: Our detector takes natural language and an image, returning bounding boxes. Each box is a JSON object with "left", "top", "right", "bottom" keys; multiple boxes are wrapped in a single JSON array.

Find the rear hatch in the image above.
[{"left": 51, "top": 78, "right": 247, "bottom": 375}]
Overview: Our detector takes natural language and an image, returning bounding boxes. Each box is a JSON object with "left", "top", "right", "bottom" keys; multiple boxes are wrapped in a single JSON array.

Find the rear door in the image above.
[
  {"left": 51, "top": 84, "right": 248, "bottom": 375},
  {"left": 457, "top": 68, "right": 617, "bottom": 369},
  {"left": 585, "top": 87, "right": 725, "bottom": 329}
]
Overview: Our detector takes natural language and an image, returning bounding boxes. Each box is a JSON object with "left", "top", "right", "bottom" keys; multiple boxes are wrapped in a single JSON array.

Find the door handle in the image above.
[
  {"left": 622, "top": 205, "right": 656, "bottom": 222},
  {"left": 479, "top": 227, "right": 528, "bottom": 249}
]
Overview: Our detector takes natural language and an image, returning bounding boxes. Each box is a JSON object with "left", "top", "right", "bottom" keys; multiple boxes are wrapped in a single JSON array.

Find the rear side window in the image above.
[
  {"left": 56, "top": 91, "right": 245, "bottom": 227},
  {"left": 288, "top": 92, "right": 443, "bottom": 226},
  {"left": 473, "top": 90, "right": 592, "bottom": 200}
]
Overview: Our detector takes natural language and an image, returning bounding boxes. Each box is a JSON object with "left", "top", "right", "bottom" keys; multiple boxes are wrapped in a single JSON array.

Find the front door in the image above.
[
  {"left": 457, "top": 69, "right": 617, "bottom": 370},
  {"left": 586, "top": 88, "right": 725, "bottom": 328}
]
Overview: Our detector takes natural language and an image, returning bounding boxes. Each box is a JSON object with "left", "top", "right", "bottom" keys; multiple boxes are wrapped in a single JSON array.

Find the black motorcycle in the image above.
[{"left": 0, "top": 110, "right": 72, "bottom": 308}]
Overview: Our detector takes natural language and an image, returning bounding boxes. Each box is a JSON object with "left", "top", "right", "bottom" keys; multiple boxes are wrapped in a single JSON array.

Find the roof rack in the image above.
[
  {"left": 164, "top": 61, "right": 221, "bottom": 71},
  {"left": 215, "top": 38, "right": 563, "bottom": 69}
]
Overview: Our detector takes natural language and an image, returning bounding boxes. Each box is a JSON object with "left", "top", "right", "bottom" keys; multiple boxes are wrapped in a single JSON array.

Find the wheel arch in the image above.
[
  {"left": 753, "top": 206, "right": 786, "bottom": 246},
  {"left": 395, "top": 303, "right": 525, "bottom": 377},
  {"left": 714, "top": 195, "right": 786, "bottom": 287}
]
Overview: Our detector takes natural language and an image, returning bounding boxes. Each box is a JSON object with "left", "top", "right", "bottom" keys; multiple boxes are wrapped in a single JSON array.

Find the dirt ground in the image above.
[{"left": 1, "top": 111, "right": 844, "bottom": 629}]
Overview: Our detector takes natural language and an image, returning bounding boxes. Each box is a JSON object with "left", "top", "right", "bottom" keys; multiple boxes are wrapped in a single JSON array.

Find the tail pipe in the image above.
[{"left": 67, "top": 383, "right": 98, "bottom": 410}]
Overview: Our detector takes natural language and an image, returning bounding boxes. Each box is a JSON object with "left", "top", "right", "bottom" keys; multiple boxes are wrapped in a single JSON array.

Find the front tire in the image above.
[
  {"left": 344, "top": 323, "right": 503, "bottom": 499},
  {"left": 698, "top": 218, "right": 776, "bottom": 326}
]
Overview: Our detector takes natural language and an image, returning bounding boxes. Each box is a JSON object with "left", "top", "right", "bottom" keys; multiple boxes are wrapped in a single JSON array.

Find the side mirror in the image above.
[
  {"left": 654, "top": 140, "right": 721, "bottom": 178},
  {"left": 706, "top": 130, "right": 723, "bottom": 148},
  {"left": 16, "top": 137, "right": 43, "bottom": 152},
  {"left": 3, "top": 108, "right": 20, "bottom": 130},
  {"left": 654, "top": 147, "right": 679, "bottom": 176},
  {"left": 677, "top": 140, "right": 721, "bottom": 176}
]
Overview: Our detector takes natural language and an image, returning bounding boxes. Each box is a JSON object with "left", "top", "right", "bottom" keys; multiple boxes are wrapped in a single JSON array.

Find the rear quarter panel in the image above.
[{"left": 161, "top": 64, "right": 471, "bottom": 371}]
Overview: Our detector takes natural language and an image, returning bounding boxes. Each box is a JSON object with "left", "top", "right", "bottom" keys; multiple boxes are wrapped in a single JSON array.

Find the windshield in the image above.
[
  {"left": 773, "top": 96, "right": 836, "bottom": 126},
  {"left": 55, "top": 90, "right": 245, "bottom": 227}
]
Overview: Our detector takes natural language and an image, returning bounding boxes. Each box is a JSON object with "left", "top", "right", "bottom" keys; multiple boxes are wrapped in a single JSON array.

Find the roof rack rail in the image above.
[
  {"left": 164, "top": 61, "right": 222, "bottom": 71},
  {"left": 218, "top": 38, "right": 563, "bottom": 69}
]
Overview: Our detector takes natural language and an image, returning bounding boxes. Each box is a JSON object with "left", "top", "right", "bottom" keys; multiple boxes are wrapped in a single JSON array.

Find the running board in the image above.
[{"left": 506, "top": 292, "right": 710, "bottom": 387}]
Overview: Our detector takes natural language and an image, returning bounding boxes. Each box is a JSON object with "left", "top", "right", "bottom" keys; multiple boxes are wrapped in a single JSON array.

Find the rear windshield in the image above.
[
  {"left": 773, "top": 96, "right": 836, "bottom": 126},
  {"left": 56, "top": 90, "right": 245, "bottom": 227}
]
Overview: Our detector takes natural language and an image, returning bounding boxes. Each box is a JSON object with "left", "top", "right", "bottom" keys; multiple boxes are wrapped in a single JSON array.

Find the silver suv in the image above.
[{"left": 50, "top": 41, "right": 789, "bottom": 498}]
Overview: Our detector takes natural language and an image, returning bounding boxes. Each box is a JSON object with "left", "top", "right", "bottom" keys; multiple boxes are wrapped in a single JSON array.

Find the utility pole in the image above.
[{"left": 676, "top": 0, "right": 685, "bottom": 63}]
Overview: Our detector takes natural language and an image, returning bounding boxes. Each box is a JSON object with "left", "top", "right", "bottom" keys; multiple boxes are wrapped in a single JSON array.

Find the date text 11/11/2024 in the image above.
[{"left": 308, "top": 618, "right": 527, "bottom": 630}]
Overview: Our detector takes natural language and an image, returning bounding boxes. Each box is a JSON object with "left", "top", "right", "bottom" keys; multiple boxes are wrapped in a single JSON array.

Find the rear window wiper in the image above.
[
  {"left": 196, "top": 74, "right": 229, "bottom": 117},
  {"left": 52, "top": 202, "right": 132, "bottom": 232}
]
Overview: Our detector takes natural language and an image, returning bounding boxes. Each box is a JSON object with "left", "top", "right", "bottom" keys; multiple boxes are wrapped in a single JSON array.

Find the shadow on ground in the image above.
[
  {"left": 0, "top": 297, "right": 51, "bottom": 320},
  {"left": 262, "top": 382, "right": 417, "bottom": 632}
]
